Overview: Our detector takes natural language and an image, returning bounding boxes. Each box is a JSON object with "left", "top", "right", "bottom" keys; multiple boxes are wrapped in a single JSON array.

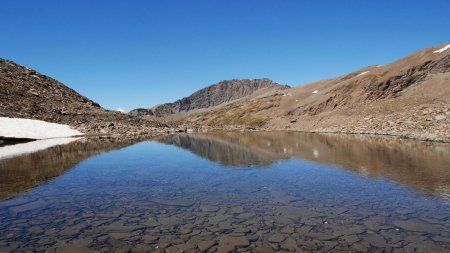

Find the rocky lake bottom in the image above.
[{"left": 0, "top": 132, "right": 449, "bottom": 253}]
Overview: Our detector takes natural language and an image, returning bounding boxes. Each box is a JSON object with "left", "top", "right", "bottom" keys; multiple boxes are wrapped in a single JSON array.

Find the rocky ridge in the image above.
[{"left": 130, "top": 78, "right": 289, "bottom": 117}]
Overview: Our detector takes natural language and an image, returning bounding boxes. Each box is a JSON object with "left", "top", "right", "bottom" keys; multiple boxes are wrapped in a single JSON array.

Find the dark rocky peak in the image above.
[
  {"left": 128, "top": 108, "right": 153, "bottom": 117},
  {"left": 143, "top": 78, "right": 289, "bottom": 117}
]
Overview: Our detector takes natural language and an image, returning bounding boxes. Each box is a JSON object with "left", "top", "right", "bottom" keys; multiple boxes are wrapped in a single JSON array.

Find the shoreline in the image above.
[
  {"left": 1, "top": 126, "right": 448, "bottom": 149},
  {"left": 171, "top": 127, "right": 450, "bottom": 143}
]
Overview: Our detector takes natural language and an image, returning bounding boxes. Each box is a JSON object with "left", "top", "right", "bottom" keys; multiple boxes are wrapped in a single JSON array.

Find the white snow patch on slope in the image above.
[
  {"left": 116, "top": 108, "right": 125, "bottom": 113},
  {"left": 0, "top": 117, "right": 82, "bottom": 139},
  {"left": 358, "top": 71, "right": 369, "bottom": 76},
  {"left": 434, "top": 44, "right": 450, "bottom": 53},
  {"left": 312, "top": 90, "right": 319, "bottom": 94},
  {"left": 0, "top": 138, "right": 80, "bottom": 160}
]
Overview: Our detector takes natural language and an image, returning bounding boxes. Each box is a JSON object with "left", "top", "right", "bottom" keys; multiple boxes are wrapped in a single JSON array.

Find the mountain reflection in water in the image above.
[
  {"left": 157, "top": 132, "right": 450, "bottom": 198},
  {"left": 0, "top": 138, "right": 141, "bottom": 200}
]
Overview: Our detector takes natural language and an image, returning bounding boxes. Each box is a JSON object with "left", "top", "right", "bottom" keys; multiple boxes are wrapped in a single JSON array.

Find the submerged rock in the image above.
[
  {"left": 8, "top": 199, "right": 47, "bottom": 215},
  {"left": 152, "top": 198, "right": 195, "bottom": 207},
  {"left": 392, "top": 219, "right": 439, "bottom": 233}
]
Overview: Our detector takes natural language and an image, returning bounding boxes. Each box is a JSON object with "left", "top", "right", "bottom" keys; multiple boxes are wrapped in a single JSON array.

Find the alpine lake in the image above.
[{"left": 0, "top": 132, "right": 449, "bottom": 253}]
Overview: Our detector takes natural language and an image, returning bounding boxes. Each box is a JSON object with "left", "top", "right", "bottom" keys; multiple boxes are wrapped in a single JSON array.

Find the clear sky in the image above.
[{"left": 1, "top": 0, "right": 449, "bottom": 111}]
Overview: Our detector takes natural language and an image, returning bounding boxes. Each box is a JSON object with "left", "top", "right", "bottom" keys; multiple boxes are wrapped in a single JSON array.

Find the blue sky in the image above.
[{"left": 1, "top": 0, "right": 449, "bottom": 111}]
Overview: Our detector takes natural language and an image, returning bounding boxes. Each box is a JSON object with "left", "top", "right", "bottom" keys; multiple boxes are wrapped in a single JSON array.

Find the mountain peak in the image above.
[{"left": 130, "top": 78, "right": 289, "bottom": 117}]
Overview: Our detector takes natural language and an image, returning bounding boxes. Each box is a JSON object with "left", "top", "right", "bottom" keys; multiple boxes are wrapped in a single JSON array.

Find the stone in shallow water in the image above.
[
  {"left": 421, "top": 245, "right": 450, "bottom": 253},
  {"left": 342, "top": 234, "right": 359, "bottom": 244},
  {"left": 28, "top": 226, "right": 44, "bottom": 235},
  {"left": 110, "top": 232, "right": 131, "bottom": 240},
  {"left": 280, "top": 236, "right": 297, "bottom": 251},
  {"left": 143, "top": 219, "right": 160, "bottom": 227},
  {"left": 229, "top": 206, "right": 244, "bottom": 214},
  {"left": 364, "top": 233, "right": 386, "bottom": 248},
  {"left": 45, "top": 242, "right": 99, "bottom": 253},
  {"left": 279, "top": 206, "right": 318, "bottom": 219},
  {"left": 8, "top": 199, "right": 47, "bottom": 215},
  {"left": 234, "top": 227, "right": 251, "bottom": 233},
  {"left": 0, "top": 197, "right": 33, "bottom": 208},
  {"left": 307, "top": 232, "right": 339, "bottom": 241},
  {"left": 157, "top": 216, "right": 183, "bottom": 226},
  {"left": 433, "top": 236, "right": 450, "bottom": 244},
  {"left": 208, "top": 213, "right": 231, "bottom": 224},
  {"left": 0, "top": 245, "right": 18, "bottom": 252},
  {"left": 392, "top": 219, "right": 439, "bottom": 233},
  {"left": 132, "top": 244, "right": 155, "bottom": 253},
  {"left": 296, "top": 226, "right": 312, "bottom": 234},
  {"left": 201, "top": 205, "right": 219, "bottom": 212},
  {"left": 217, "top": 236, "right": 250, "bottom": 253},
  {"left": 179, "top": 227, "right": 192, "bottom": 235},
  {"left": 280, "top": 226, "right": 294, "bottom": 234},
  {"left": 172, "top": 242, "right": 196, "bottom": 251},
  {"left": 197, "top": 240, "right": 217, "bottom": 251},
  {"left": 100, "top": 222, "right": 145, "bottom": 233},
  {"left": 152, "top": 198, "right": 195, "bottom": 207},
  {"left": 268, "top": 234, "right": 286, "bottom": 243},
  {"left": 141, "top": 234, "right": 159, "bottom": 243},
  {"left": 395, "top": 209, "right": 416, "bottom": 215},
  {"left": 59, "top": 223, "right": 90, "bottom": 237},
  {"left": 237, "top": 213, "right": 255, "bottom": 220},
  {"left": 255, "top": 243, "right": 275, "bottom": 253},
  {"left": 351, "top": 243, "right": 368, "bottom": 252}
]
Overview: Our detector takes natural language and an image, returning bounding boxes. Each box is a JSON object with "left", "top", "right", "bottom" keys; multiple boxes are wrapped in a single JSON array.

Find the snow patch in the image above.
[
  {"left": 282, "top": 93, "right": 292, "bottom": 97},
  {"left": 434, "top": 44, "right": 450, "bottom": 53},
  {"left": 0, "top": 138, "right": 80, "bottom": 160},
  {"left": 312, "top": 90, "right": 319, "bottom": 94},
  {"left": 0, "top": 117, "right": 82, "bottom": 139},
  {"left": 116, "top": 108, "right": 125, "bottom": 113},
  {"left": 358, "top": 71, "right": 369, "bottom": 76}
]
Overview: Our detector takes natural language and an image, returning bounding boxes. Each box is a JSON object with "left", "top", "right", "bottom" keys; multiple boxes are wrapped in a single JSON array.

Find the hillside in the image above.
[
  {"left": 130, "top": 78, "right": 289, "bottom": 117},
  {"left": 177, "top": 44, "right": 450, "bottom": 142},
  {"left": 0, "top": 59, "right": 166, "bottom": 135}
]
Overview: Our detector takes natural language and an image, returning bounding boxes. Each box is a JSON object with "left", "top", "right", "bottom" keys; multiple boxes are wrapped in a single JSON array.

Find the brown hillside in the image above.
[
  {"left": 179, "top": 44, "right": 450, "bottom": 142},
  {"left": 0, "top": 59, "right": 167, "bottom": 135}
]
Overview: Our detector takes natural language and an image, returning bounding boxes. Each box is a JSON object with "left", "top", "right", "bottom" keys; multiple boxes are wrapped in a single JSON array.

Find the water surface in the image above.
[{"left": 0, "top": 132, "right": 449, "bottom": 253}]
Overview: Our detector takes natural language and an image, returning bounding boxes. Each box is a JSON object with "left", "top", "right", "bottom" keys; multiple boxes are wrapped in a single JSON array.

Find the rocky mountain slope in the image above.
[
  {"left": 130, "top": 78, "right": 289, "bottom": 117},
  {"left": 0, "top": 59, "right": 167, "bottom": 135},
  {"left": 177, "top": 44, "right": 450, "bottom": 142}
]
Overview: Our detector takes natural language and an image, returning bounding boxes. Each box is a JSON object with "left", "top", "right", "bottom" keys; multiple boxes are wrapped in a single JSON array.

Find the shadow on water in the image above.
[
  {"left": 157, "top": 132, "right": 450, "bottom": 198},
  {"left": 0, "top": 138, "right": 33, "bottom": 148}
]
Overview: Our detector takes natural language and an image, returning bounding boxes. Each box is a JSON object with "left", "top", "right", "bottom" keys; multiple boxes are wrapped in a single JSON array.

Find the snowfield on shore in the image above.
[{"left": 0, "top": 117, "right": 82, "bottom": 139}]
